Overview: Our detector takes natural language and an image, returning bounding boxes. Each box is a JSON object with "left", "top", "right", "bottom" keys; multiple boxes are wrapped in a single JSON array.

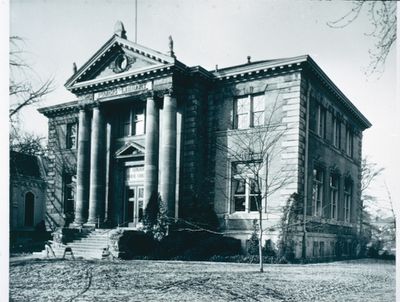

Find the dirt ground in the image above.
[{"left": 9, "top": 258, "right": 395, "bottom": 302}]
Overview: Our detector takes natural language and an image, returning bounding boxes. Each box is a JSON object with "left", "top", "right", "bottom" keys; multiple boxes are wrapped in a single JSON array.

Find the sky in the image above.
[
  {"left": 1, "top": 0, "right": 399, "bottom": 297},
  {"left": 7, "top": 1, "right": 399, "bottom": 214}
]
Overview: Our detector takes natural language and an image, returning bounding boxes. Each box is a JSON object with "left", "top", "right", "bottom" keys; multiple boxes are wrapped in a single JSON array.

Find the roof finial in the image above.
[
  {"left": 72, "top": 62, "right": 77, "bottom": 74},
  {"left": 168, "top": 35, "right": 175, "bottom": 58},
  {"left": 114, "top": 20, "right": 127, "bottom": 39},
  {"left": 247, "top": 56, "right": 251, "bottom": 64}
]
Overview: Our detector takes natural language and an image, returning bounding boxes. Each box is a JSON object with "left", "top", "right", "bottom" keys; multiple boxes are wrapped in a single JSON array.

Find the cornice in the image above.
[
  {"left": 305, "top": 57, "right": 372, "bottom": 130},
  {"left": 38, "top": 101, "right": 79, "bottom": 117}
]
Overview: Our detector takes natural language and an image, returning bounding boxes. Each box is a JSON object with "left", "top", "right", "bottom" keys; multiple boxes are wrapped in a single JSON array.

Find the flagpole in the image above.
[{"left": 135, "top": 0, "right": 138, "bottom": 43}]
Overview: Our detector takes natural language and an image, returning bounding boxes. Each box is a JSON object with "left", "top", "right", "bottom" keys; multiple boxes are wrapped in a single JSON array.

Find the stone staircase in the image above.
[{"left": 34, "top": 229, "right": 113, "bottom": 259}]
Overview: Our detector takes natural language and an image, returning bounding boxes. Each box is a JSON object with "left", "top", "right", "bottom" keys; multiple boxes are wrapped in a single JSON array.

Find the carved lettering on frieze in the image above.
[{"left": 94, "top": 81, "right": 152, "bottom": 100}]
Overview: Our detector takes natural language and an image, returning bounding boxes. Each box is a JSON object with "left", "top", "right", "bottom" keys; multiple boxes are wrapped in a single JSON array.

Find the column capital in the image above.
[
  {"left": 164, "top": 88, "right": 175, "bottom": 98},
  {"left": 145, "top": 90, "right": 155, "bottom": 99},
  {"left": 78, "top": 104, "right": 88, "bottom": 111}
]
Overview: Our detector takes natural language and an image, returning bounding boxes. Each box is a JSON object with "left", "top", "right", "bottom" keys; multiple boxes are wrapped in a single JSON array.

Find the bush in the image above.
[
  {"left": 182, "top": 235, "right": 241, "bottom": 260},
  {"left": 142, "top": 193, "right": 168, "bottom": 241},
  {"left": 247, "top": 220, "right": 259, "bottom": 255},
  {"left": 117, "top": 231, "right": 157, "bottom": 259}
]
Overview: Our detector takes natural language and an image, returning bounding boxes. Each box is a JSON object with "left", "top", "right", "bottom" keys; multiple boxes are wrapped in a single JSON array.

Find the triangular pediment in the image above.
[
  {"left": 65, "top": 35, "right": 175, "bottom": 91},
  {"left": 115, "top": 142, "right": 145, "bottom": 159}
]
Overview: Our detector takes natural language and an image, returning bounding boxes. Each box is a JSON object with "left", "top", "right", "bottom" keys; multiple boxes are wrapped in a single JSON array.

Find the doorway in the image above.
[{"left": 126, "top": 185, "right": 144, "bottom": 227}]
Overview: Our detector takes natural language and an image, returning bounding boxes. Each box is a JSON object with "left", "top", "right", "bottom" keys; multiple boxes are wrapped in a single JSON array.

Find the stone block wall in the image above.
[
  {"left": 45, "top": 110, "right": 79, "bottom": 230},
  {"left": 179, "top": 76, "right": 211, "bottom": 209},
  {"left": 209, "top": 71, "right": 303, "bottom": 235},
  {"left": 300, "top": 70, "right": 363, "bottom": 249}
]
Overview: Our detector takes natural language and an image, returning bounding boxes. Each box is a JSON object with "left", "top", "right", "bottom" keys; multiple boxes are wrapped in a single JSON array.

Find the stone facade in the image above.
[{"left": 38, "top": 26, "right": 371, "bottom": 259}]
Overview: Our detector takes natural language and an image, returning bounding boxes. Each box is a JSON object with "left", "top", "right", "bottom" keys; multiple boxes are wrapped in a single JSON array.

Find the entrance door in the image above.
[{"left": 126, "top": 185, "right": 144, "bottom": 227}]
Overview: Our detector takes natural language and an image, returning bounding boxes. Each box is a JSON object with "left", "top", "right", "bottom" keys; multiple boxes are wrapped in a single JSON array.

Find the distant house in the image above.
[{"left": 10, "top": 151, "right": 47, "bottom": 231}]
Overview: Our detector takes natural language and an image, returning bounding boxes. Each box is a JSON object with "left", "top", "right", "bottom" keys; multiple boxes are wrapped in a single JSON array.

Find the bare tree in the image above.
[
  {"left": 9, "top": 130, "right": 46, "bottom": 156},
  {"left": 9, "top": 36, "right": 54, "bottom": 120},
  {"left": 215, "top": 90, "right": 293, "bottom": 272},
  {"left": 359, "top": 157, "right": 384, "bottom": 236},
  {"left": 384, "top": 181, "right": 396, "bottom": 234},
  {"left": 327, "top": 1, "right": 396, "bottom": 75}
]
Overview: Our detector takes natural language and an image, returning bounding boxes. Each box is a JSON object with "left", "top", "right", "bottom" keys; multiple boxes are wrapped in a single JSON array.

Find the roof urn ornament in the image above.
[
  {"left": 114, "top": 21, "right": 127, "bottom": 39},
  {"left": 168, "top": 35, "right": 175, "bottom": 58}
]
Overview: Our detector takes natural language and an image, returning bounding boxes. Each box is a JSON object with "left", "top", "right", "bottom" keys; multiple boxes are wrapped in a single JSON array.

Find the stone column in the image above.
[
  {"left": 144, "top": 93, "right": 159, "bottom": 209},
  {"left": 160, "top": 91, "right": 177, "bottom": 217},
  {"left": 87, "top": 104, "right": 106, "bottom": 226},
  {"left": 73, "top": 107, "right": 91, "bottom": 225}
]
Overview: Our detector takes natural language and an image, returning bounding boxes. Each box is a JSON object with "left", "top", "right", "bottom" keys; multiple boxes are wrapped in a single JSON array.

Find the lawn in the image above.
[{"left": 9, "top": 258, "right": 395, "bottom": 302}]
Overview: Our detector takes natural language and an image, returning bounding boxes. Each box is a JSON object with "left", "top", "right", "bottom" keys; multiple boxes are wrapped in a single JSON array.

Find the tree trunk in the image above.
[{"left": 258, "top": 209, "right": 263, "bottom": 273}]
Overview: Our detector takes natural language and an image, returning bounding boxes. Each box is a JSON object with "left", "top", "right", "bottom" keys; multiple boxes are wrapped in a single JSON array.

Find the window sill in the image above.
[{"left": 227, "top": 212, "right": 262, "bottom": 220}]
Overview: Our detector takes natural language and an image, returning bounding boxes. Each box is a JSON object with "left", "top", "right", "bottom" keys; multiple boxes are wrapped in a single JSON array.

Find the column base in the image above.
[
  {"left": 70, "top": 221, "right": 85, "bottom": 228},
  {"left": 83, "top": 222, "right": 97, "bottom": 229}
]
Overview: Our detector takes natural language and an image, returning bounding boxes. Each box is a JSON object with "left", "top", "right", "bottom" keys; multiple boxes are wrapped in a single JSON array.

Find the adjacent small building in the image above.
[
  {"left": 10, "top": 151, "right": 47, "bottom": 231},
  {"left": 38, "top": 22, "right": 371, "bottom": 259}
]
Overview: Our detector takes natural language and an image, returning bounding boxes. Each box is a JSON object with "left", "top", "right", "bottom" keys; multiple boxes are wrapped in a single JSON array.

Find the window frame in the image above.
[
  {"left": 63, "top": 173, "right": 76, "bottom": 218},
  {"left": 119, "top": 105, "right": 146, "bottom": 137},
  {"left": 66, "top": 122, "right": 77, "bottom": 149},
  {"left": 345, "top": 126, "right": 354, "bottom": 157},
  {"left": 344, "top": 179, "right": 352, "bottom": 222},
  {"left": 312, "top": 167, "right": 324, "bottom": 217},
  {"left": 234, "top": 94, "right": 265, "bottom": 129},
  {"left": 329, "top": 174, "right": 339, "bottom": 220},
  {"left": 332, "top": 116, "right": 341, "bottom": 149},
  {"left": 231, "top": 162, "right": 263, "bottom": 213},
  {"left": 317, "top": 104, "right": 326, "bottom": 139}
]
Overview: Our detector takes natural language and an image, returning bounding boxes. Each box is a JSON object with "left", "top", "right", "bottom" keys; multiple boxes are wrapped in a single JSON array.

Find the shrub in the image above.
[
  {"left": 247, "top": 220, "right": 259, "bottom": 255},
  {"left": 117, "top": 230, "right": 156, "bottom": 259},
  {"left": 142, "top": 193, "right": 169, "bottom": 241},
  {"left": 183, "top": 235, "right": 242, "bottom": 260}
]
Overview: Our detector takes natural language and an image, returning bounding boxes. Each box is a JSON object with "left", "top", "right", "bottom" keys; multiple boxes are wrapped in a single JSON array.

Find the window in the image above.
[
  {"left": 312, "top": 167, "right": 324, "bottom": 216},
  {"left": 332, "top": 116, "right": 341, "bottom": 148},
  {"left": 313, "top": 241, "right": 319, "bottom": 257},
  {"left": 24, "top": 192, "right": 35, "bottom": 227},
  {"left": 232, "top": 162, "right": 262, "bottom": 212},
  {"left": 344, "top": 179, "right": 352, "bottom": 222},
  {"left": 319, "top": 241, "right": 325, "bottom": 257},
  {"left": 317, "top": 105, "right": 326, "bottom": 138},
  {"left": 119, "top": 105, "right": 145, "bottom": 137},
  {"left": 234, "top": 94, "right": 265, "bottom": 129},
  {"left": 345, "top": 126, "right": 353, "bottom": 157},
  {"left": 252, "top": 95, "right": 265, "bottom": 127},
  {"left": 64, "top": 174, "right": 76, "bottom": 223},
  {"left": 236, "top": 96, "right": 250, "bottom": 129},
  {"left": 330, "top": 241, "right": 336, "bottom": 256},
  {"left": 133, "top": 107, "right": 145, "bottom": 135},
  {"left": 66, "top": 123, "right": 77, "bottom": 149},
  {"left": 330, "top": 174, "right": 339, "bottom": 219}
]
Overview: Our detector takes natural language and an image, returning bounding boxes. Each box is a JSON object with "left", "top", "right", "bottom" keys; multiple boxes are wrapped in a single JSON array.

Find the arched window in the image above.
[{"left": 24, "top": 192, "right": 35, "bottom": 227}]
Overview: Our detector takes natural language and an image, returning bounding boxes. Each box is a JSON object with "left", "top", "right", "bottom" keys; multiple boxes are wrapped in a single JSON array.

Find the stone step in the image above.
[
  {"left": 68, "top": 242, "right": 110, "bottom": 248},
  {"left": 37, "top": 229, "right": 116, "bottom": 260}
]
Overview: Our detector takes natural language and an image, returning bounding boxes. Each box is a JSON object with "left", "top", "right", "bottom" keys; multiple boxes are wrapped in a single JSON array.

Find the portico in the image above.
[{"left": 70, "top": 88, "right": 178, "bottom": 228}]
